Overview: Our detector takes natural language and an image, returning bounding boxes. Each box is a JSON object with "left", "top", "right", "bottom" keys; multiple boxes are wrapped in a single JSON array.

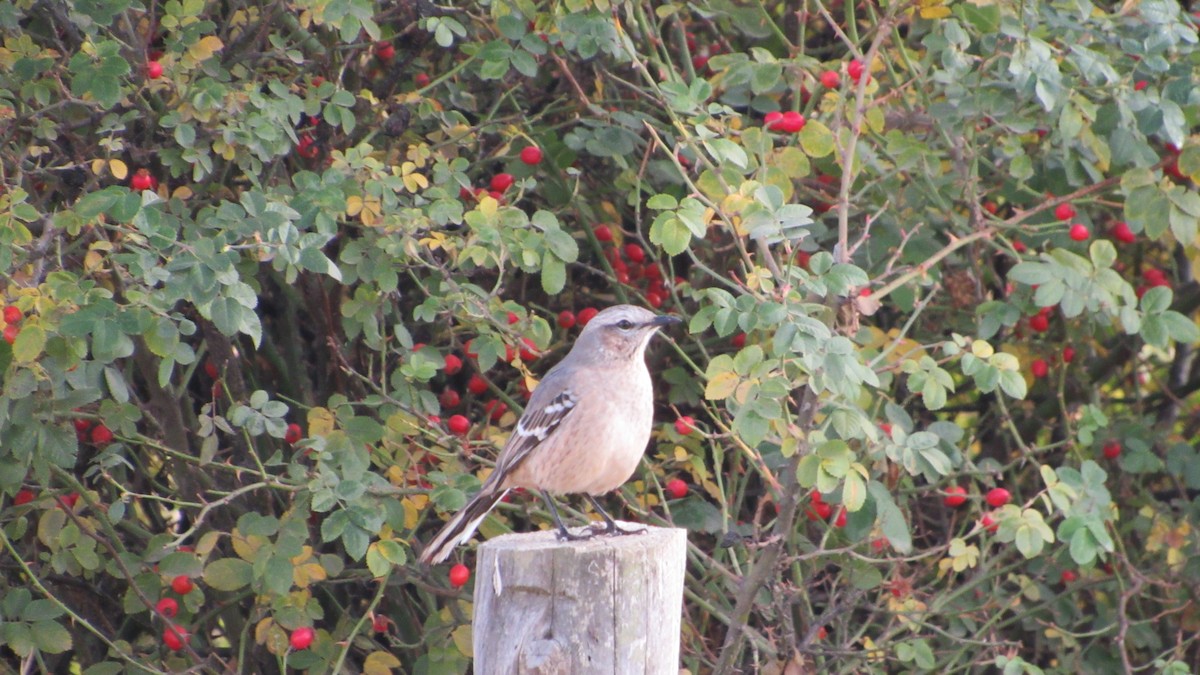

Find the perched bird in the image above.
[{"left": 419, "top": 304, "right": 681, "bottom": 564}]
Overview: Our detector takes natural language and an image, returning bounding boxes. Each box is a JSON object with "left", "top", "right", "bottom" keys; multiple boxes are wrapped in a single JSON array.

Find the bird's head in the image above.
[{"left": 573, "top": 305, "right": 682, "bottom": 362}]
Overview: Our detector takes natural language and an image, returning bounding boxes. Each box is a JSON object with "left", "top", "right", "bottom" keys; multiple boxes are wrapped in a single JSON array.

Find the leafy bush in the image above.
[{"left": 2, "top": 0, "right": 1199, "bottom": 673}]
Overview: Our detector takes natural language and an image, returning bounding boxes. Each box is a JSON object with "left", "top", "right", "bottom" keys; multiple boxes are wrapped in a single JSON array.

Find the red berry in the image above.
[
  {"left": 847, "top": 58, "right": 865, "bottom": 82},
  {"left": 674, "top": 416, "right": 696, "bottom": 435},
  {"left": 665, "top": 478, "right": 688, "bottom": 499},
  {"left": 3, "top": 324, "right": 17, "bottom": 344},
  {"left": 980, "top": 513, "right": 999, "bottom": 533},
  {"left": 1060, "top": 569, "right": 1078, "bottom": 583},
  {"left": 284, "top": 423, "right": 303, "bottom": 444},
  {"left": 1102, "top": 440, "right": 1121, "bottom": 459},
  {"left": 467, "top": 374, "right": 488, "bottom": 395},
  {"left": 374, "top": 41, "right": 395, "bottom": 61},
  {"left": 156, "top": 597, "right": 179, "bottom": 618},
  {"left": 2, "top": 305, "right": 20, "bottom": 324},
  {"left": 162, "top": 625, "right": 188, "bottom": 651},
  {"left": 170, "top": 575, "right": 194, "bottom": 595},
  {"left": 443, "top": 353, "right": 463, "bottom": 375},
  {"left": 943, "top": 485, "right": 967, "bottom": 507},
  {"left": 1031, "top": 358, "right": 1049, "bottom": 379},
  {"left": 731, "top": 333, "right": 746, "bottom": 349},
  {"left": 203, "top": 360, "right": 219, "bottom": 379},
  {"left": 577, "top": 307, "right": 599, "bottom": 326},
  {"left": 1068, "top": 223, "right": 1090, "bottom": 241},
  {"left": 691, "top": 55, "right": 709, "bottom": 71},
  {"left": 13, "top": 489, "right": 34, "bottom": 506},
  {"left": 833, "top": 508, "right": 847, "bottom": 528},
  {"left": 296, "top": 135, "right": 319, "bottom": 159},
  {"left": 1029, "top": 314, "right": 1049, "bottom": 333},
  {"left": 439, "top": 388, "right": 461, "bottom": 409},
  {"left": 290, "top": 626, "right": 315, "bottom": 650},
  {"left": 646, "top": 291, "right": 664, "bottom": 309},
  {"left": 880, "top": 422, "right": 893, "bottom": 437},
  {"left": 807, "top": 501, "right": 833, "bottom": 521},
  {"left": 130, "top": 168, "right": 156, "bottom": 191},
  {"left": 985, "top": 487, "right": 1011, "bottom": 508},
  {"left": 520, "top": 146, "right": 543, "bottom": 165},
  {"left": 59, "top": 493, "right": 79, "bottom": 509},
  {"left": 1062, "top": 346, "right": 1076, "bottom": 363},
  {"left": 414, "top": 72, "right": 431, "bottom": 87},
  {"left": 490, "top": 173, "right": 514, "bottom": 192},
  {"left": 1110, "top": 221, "right": 1136, "bottom": 244},
  {"left": 484, "top": 399, "right": 507, "bottom": 422},
  {"left": 449, "top": 563, "right": 470, "bottom": 588},
  {"left": 764, "top": 111, "right": 783, "bottom": 129},
  {"left": 519, "top": 337, "right": 539, "bottom": 362},
  {"left": 1134, "top": 80, "right": 1148, "bottom": 91},
  {"left": 819, "top": 70, "right": 840, "bottom": 88},
  {"left": 983, "top": 201, "right": 999, "bottom": 215},
  {"left": 91, "top": 424, "right": 114, "bottom": 445},
  {"left": 1013, "top": 239, "right": 1027, "bottom": 253},
  {"left": 779, "top": 111, "right": 805, "bottom": 133},
  {"left": 593, "top": 224, "right": 614, "bottom": 242},
  {"left": 624, "top": 243, "right": 646, "bottom": 263},
  {"left": 448, "top": 415, "right": 470, "bottom": 436},
  {"left": 372, "top": 615, "right": 390, "bottom": 633},
  {"left": 1054, "top": 203, "right": 1077, "bottom": 220},
  {"left": 557, "top": 310, "right": 576, "bottom": 329}
]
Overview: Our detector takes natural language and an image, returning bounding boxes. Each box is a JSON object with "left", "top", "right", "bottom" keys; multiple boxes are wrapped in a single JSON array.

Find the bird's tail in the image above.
[{"left": 418, "top": 486, "right": 509, "bottom": 564}]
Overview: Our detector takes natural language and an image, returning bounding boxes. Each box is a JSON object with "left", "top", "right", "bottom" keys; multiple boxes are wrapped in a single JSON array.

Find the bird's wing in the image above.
[{"left": 490, "top": 367, "right": 580, "bottom": 482}]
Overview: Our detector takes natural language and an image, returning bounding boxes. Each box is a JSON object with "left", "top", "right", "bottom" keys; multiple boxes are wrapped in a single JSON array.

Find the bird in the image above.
[{"left": 418, "top": 304, "right": 681, "bottom": 564}]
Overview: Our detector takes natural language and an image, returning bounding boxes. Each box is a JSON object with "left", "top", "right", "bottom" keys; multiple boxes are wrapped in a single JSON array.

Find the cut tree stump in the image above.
[{"left": 473, "top": 522, "right": 687, "bottom": 675}]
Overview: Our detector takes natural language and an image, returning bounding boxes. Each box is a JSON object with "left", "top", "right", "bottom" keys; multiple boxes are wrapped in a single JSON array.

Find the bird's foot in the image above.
[
  {"left": 555, "top": 526, "right": 599, "bottom": 542},
  {"left": 590, "top": 520, "right": 646, "bottom": 537}
]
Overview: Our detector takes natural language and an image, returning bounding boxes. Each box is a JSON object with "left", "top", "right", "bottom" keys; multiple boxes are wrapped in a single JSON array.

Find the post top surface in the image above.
[{"left": 478, "top": 521, "right": 686, "bottom": 553}]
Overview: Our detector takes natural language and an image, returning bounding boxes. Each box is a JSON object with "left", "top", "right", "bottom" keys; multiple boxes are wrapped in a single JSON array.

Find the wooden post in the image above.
[{"left": 473, "top": 522, "right": 687, "bottom": 675}]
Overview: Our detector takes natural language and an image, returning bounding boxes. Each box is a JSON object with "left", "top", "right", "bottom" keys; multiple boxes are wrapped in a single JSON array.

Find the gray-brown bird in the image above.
[{"left": 419, "top": 305, "right": 680, "bottom": 564}]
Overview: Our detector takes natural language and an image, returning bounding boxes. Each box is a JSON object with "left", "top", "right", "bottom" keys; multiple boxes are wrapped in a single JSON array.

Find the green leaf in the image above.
[
  {"left": 869, "top": 481, "right": 912, "bottom": 554},
  {"left": 204, "top": 558, "right": 253, "bottom": 591},
  {"left": 843, "top": 471, "right": 867, "bottom": 511},
  {"left": 798, "top": 120, "right": 835, "bottom": 158},
  {"left": 31, "top": 620, "right": 72, "bottom": 654},
  {"left": 540, "top": 253, "right": 566, "bottom": 294}
]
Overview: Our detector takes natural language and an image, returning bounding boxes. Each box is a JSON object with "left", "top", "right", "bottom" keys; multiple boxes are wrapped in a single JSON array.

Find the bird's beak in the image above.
[{"left": 650, "top": 314, "right": 683, "bottom": 328}]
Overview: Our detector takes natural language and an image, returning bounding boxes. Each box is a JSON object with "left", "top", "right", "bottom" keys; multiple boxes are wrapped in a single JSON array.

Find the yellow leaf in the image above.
[
  {"left": 83, "top": 249, "right": 106, "bottom": 273},
  {"left": 419, "top": 230, "right": 448, "bottom": 251},
  {"left": 187, "top": 35, "right": 225, "bottom": 62},
  {"left": 231, "top": 531, "right": 265, "bottom": 561},
  {"left": 363, "top": 651, "right": 402, "bottom": 675},
  {"left": 705, "top": 371, "right": 740, "bottom": 400},
  {"left": 401, "top": 496, "right": 424, "bottom": 529},
  {"left": 919, "top": 5, "right": 952, "bottom": 18},
  {"left": 452, "top": 625, "right": 473, "bottom": 657},
  {"left": 673, "top": 446, "right": 688, "bottom": 462},
  {"left": 345, "top": 195, "right": 364, "bottom": 217},
  {"left": 293, "top": 561, "right": 327, "bottom": 588},
  {"left": 307, "top": 407, "right": 336, "bottom": 436},
  {"left": 171, "top": 186, "right": 194, "bottom": 200},
  {"left": 109, "top": 159, "right": 128, "bottom": 180}
]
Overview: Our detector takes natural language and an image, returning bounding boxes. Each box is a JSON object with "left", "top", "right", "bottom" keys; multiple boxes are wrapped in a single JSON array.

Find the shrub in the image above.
[{"left": 1, "top": 1, "right": 1199, "bottom": 673}]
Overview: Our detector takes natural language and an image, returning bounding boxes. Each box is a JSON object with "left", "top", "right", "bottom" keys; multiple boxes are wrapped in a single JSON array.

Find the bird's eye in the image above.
[{"left": 616, "top": 319, "right": 634, "bottom": 330}]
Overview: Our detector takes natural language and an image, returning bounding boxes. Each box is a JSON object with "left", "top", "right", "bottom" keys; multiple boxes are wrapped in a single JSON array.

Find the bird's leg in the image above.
[
  {"left": 541, "top": 490, "right": 594, "bottom": 541},
  {"left": 585, "top": 494, "right": 645, "bottom": 536}
]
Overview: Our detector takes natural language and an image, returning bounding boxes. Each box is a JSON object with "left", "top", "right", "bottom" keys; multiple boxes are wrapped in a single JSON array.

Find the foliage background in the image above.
[{"left": 2, "top": 0, "right": 1200, "bottom": 672}]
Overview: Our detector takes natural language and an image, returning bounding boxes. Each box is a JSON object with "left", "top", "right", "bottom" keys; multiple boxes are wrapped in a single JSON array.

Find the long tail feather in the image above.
[{"left": 418, "top": 487, "right": 509, "bottom": 564}]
